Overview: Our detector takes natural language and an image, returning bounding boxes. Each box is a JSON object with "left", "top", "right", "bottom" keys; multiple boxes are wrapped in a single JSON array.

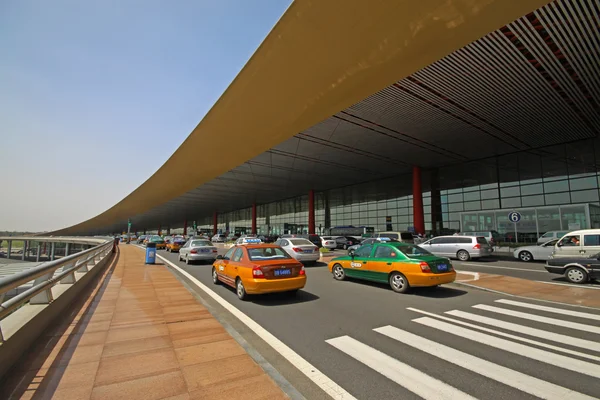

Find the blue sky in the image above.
[{"left": 0, "top": 0, "right": 292, "bottom": 232}]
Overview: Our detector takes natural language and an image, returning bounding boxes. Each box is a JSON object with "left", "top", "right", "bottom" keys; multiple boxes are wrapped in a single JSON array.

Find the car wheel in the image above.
[
  {"left": 212, "top": 268, "right": 220, "bottom": 285},
  {"left": 519, "top": 251, "right": 533, "bottom": 262},
  {"left": 389, "top": 272, "right": 410, "bottom": 293},
  {"left": 332, "top": 264, "right": 346, "bottom": 281},
  {"left": 236, "top": 279, "right": 247, "bottom": 300},
  {"left": 565, "top": 266, "right": 588, "bottom": 284},
  {"left": 457, "top": 250, "right": 470, "bottom": 261}
]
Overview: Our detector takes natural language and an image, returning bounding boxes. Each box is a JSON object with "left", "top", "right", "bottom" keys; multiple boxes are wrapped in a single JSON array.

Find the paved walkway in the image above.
[
  {"left": 455, "top": 272, "right": 600, "bottom": 308},
  {"left": 0, "top": 245, "right": 287, "bottom": 400}
]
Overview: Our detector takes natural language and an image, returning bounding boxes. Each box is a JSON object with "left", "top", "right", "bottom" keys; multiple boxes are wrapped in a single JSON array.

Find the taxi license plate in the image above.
[
  {"left": 303, "top": 250, "right": 312, "bottom": 253},
  {"left": 200, "top": 249, "right": 210, "bottom": 253},
  {"left": 275, "top": 269, "right": 291, "bottom": 276},
  {"left": 438, "top": 264, "right": 448, "bottom": 271}
]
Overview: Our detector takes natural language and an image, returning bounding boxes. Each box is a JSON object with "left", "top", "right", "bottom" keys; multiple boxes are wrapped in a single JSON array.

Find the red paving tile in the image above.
[{"left": 0, "top": 245, "right": 287, "bottom": 399}]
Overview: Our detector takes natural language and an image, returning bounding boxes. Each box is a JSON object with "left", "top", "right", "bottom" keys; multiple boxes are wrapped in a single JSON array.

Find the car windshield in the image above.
[
  {"left": 248, "top": 247, "right": 292, "bottom": 260},
  {"left": 191, "top": 240, "right": 211, "bottom": 247},
  {"left": 543, "top": 239, "right": 559, "bottom": 246},
  {"left": 290, "top": 239, "right": 313, "bottom": 246},
  {"left": 381, "top": 233, "right": 399, "bottom": 240},
  {"left": 541, "top": 232, "right": 554, "bottom": 238},
  {"left": 396, "top": 244, "right": 432, "bottom": 258},
  {"left": 476, "top": 237, "right": 488, "bottom": 244},
  {"left": 150, "top": 237, "right": 164, "bottom": 243}
]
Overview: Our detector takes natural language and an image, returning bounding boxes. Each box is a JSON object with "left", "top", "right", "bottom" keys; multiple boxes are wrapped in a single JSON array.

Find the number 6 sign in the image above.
[{"left": 508, "top": 211, "right": 521, "bottom": 223}]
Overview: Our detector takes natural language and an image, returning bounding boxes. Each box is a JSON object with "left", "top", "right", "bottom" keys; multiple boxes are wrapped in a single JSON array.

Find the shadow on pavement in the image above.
[
  {"left": 250, "top": 290, "right": 320, "bottom": 306},
  {"left": 343, "top": 278, "right": 467, "bottom": 297}
]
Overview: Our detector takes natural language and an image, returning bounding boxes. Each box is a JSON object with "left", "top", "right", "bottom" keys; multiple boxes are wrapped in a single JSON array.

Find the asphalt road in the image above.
[{"left": 156, "top": 246, "right": 600, "bottom": 400}]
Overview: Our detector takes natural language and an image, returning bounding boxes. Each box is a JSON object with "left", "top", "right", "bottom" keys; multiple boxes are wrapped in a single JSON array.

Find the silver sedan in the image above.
[
  {"left": 179, "top": 239, "right": 218, "bottom": 264},
  {"left": 275, "top": 238, "right": 320, "bottom": 264},
  {"left": 513, "top": 239, "right": 558, "bottom": 262}
]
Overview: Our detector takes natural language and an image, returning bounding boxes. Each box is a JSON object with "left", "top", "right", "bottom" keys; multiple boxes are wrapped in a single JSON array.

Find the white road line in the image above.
[
  {"left": 375, "top": 326, "right": 595, "bottom": 400},
  {"left": 473, "top": 304, "right": 600, "bottom": 335},
  {"left": 534, "top": 281, "right": 600, "bottom": 290},
  {"left": 413, "top": 316, "right": 600, "bottom": 378},
  {"left": 496, "top": 299, "right": 600, "bottom": 320},
  {"left": 407, "top": 308, "right": 600, "bottom": 361},
  {"left": 457, "top": 263, "right": 547, "bottom": 273},
  {"left": 155, "top": 252, "right": 356, "bottom": 400},
  {"left": 326, "top": 336, "right": 476, "bottom": 400},
  {"left": 454, "top": 270, "right": 480, "bottom": 281},
  {"left": 445, "top": 310, "right": 600, "bottom": 354}
]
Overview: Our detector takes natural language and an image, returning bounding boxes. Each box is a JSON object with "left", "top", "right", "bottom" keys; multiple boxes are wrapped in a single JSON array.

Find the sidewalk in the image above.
[
  {"left": 455, "top": 272, "right": 600, "bottom": 309},
  {"left": 0, "top": 245, "right": 287, "bottom": 400}
]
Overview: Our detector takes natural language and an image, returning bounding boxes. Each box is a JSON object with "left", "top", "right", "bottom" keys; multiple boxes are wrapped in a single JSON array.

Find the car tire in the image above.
[
  {"left": 519, "top": 251, "right": 533, "bottom": 262},
  {"left": 236, "top": 279, "right": 247, "bottom": 300},
  {"left": 212, "top": 268, "right": 220, "bottom": 285},
  {"left": 389, "top": 272, "right": 410, "bottom": 293},
  {"left": 565, "top": 266, "right": 588, "bottom": 284},
  {"left": 457, "top": 250, "right": 470, "bottom": 261},
  {"left": 332, "top": 264, "right": 346, "bottom": 281}
]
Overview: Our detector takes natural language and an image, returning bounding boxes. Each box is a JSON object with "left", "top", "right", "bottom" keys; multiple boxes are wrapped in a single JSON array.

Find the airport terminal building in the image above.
[{"left": 53, "top": 0, "right": 600, "bottom": 244}]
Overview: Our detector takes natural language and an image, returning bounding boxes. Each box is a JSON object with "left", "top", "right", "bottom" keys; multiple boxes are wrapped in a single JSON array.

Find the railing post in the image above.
[
  {"left": 50, "top": 242, "right": 56, "bottom": 261},
  {"left": 65, "top": 243, "right": 70, "bottom": 257},
  {"left": 6, "top": 240, "right": 11, "bottom": 260},
  {"left": 60, "top": 263, "right": 77, "bottom": 284},
  {"left": 30, "top": 272, "right": 54, "bottom": 304},
  {"left": 36, "top": 242, "right": 41, "bottom": 262}
]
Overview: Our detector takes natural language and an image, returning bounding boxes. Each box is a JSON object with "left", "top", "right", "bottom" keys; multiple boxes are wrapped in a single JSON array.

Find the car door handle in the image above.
[
  {"left": 363, "top": 261, "right": 367, "bottom": 264},
  {"left": 387, "top": 262, "right": 392, "bottom": 265}
]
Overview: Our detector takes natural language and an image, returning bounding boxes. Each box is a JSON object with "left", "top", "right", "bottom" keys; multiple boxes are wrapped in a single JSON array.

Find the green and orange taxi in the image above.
[
  {"left": 328, "top": 241, "right": 455, "bottom": 293},
  {"left": 212, "top": 244, "right": 306, "bottom": 300}
]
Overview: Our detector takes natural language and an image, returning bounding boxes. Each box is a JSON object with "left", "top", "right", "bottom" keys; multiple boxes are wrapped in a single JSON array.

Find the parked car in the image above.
[
  {"left": 461, "top": 231, "right": 501, "bottom": 246},
  {"left": 212, "top": 244, "right": 306, "bottom": 300},
  {"left": 335, "top": 236, "right": 361, "bottom": 250},
  {"left": 211, "top": 234, "right": 227, "bottom": 242},
  {"left": 321, "top": 236, "right": 338, "bottom": 250},
  {"left": 275, "top": 237, "right": 320, "bottom": 264},
  {"left": 545, "top": 253, "right": 600, "bottom": 284},
  {"left": 328, "top": 242, "right": 455, "bottom": 293},
  {"left": 374, "top": 231, "right": 414, "bottom": 244},
  {"left": 552, "top": 229, "right": 600, "bottom": 259},
  {"left": 537, "top": 231, "right": 568, "bottom": 245},
  {"left": 419, "top": 235, "right": 492, "bottom": 261},
  {"left": 178, "top": 239, "right": 218, "bottom": 264},
  {"left": 513, "top": 239, "right": 559, "bottom": 262}
]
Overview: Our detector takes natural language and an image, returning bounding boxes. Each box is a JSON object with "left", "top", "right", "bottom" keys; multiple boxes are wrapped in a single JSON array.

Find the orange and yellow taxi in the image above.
[
  {"left": 166, "top": 236, "right": 186, "bottom": 252},
  {"left": 212, "top": 244, "right": 306, "bottom": 300},
  {"left": 147, "top": 235, "right": 166, "bottom": 249},
  {"left": 328, "top": 241, "right": 455, "bottom": 293}
]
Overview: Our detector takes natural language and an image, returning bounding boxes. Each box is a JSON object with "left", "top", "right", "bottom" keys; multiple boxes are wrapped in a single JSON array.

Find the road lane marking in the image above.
[
  {"left": 407, "top": 308, "right": 600, "bottom": 361},
  {"left": 534, "top": 281, "right": 600, "bottom": 290},
  {"left": 456, "top": 263, "right": 547, "bottom": 273},
  {"left": 155, "top": 252, "right": 356, "bottom": 400},
  {"left": 445, "top": 310, "right": 600, "bottom": 353},
  {"left": 472, "top": 304, "right": 600, "bottom": 335},
  {"left": 496, "top": 299, "right": 600, "bottom": 320},
  {"left": 413, "top": 316, "right": 600, "bottom": 378},
  {"left": 325, "top": 336, "right": 476, "bottom": 400},
  {"left": 374, "top": 325, "right": 595, "bottom": 400},
  {"left": 454, "top": 270, "right": 480, "bottom": 281}
]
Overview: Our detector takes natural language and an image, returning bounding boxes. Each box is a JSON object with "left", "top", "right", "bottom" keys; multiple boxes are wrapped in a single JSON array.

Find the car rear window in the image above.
[
  {"left": 381, "top": 233, "right": 399, "bottom": 240},
  {"left": 395, "top": 245, "right": 432, "bottom": 258},
  {"left": 247, "top": 247, "right": 291, "bottom": 260},
  {"left": 400, "top": 233, "right": 414, "bottom": 240},
  {"left": 290, "top": 239, "right": 313, "bottom": 246},
  {"left": 192, "top": 240, "right": 211, "bottom": 247},
  {"left": 476, "top": 237, "right": 488, "bottom": 244}
]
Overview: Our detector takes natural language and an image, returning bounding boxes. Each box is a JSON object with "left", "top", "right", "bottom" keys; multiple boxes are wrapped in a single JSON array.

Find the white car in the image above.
[
  {"left": 211, "top": 234, "right": 227, "bottom": 242},
  {"left": 179, "top": 239, "right": 218, "bottom": 264},
  {"left": 235, "top": 237, "right": 262, "bottom": 245},
  {"left": 275, "top": 238, "right": 320, "bottom": 264},
  {"left": 321, "top": 236, "right": 337, "bottom": 250},
  {"left": 513, "top": 239, "right": 558, "bottom": 262}
]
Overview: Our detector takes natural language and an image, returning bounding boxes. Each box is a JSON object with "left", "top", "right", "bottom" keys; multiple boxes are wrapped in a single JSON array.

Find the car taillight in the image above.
[
  {"left": 473, "top": 244, "right": 481, "bottom": 249},
  {"left": 190, "top": 249, "right": 198, "bottom": 254},
  {"left": 292, "top": 247, "right": 303, "bottom": 252},
  {"left": 252, "top": 266, "right": 264, "bottom": 278},
  {"left": 314, "top": 247, "right": 319, "bottom": 251},
  {"left": 420, "top": 262, "right": 431, "bottom": 273},
  {"left": 212, "top": 249, "right": 218, "bottom": 253},
  {"left": 299, "top": 266, "right": 306, "bottom": 275}
]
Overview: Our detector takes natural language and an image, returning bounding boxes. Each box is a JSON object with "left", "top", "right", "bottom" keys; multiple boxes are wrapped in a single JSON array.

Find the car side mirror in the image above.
[
  {"left": 216, "top": 255, "right": 224, "bottom": 260},
  {"left": 556, "top": 242, "right": 562, "bottom": 247},
  {"left": 348, "top": 249, "right": 355, "bottom": 257}
]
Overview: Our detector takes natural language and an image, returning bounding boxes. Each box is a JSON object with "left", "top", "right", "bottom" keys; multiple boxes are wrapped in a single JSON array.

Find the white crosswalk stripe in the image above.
[{"left": 326, "top": 299, "right": 600, "bottom": 400}]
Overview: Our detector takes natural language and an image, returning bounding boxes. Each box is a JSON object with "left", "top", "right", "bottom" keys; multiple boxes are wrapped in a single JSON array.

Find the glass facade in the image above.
[{"left": 194, "top": 138, "right": 600, "bottom": 240}]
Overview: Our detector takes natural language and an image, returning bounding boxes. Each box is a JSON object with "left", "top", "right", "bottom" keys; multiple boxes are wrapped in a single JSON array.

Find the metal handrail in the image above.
[{"left": 0, "top": 237, "right": 114, "bottom": 341}]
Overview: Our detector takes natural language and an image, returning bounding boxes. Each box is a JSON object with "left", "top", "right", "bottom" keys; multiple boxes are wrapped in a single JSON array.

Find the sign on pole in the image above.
[{"left": 508, "top": 211, "right": 521, "bottom": 243}]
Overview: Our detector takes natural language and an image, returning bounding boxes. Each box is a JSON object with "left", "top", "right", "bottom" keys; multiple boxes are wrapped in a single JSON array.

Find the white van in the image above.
[
  {"left": 374, "top": 231, "right": 414, "bottom": 243},
  {"left": 537, "top": 230, "right": 568, "bottom": 245},
  {"left": 552, "top": 229, "right": 600, "bottom": 258}
]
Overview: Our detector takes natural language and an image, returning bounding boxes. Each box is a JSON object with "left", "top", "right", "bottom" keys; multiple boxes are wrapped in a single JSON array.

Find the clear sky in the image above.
[{"left": 0, "top": 0, "right": 292, "bottom": 232}]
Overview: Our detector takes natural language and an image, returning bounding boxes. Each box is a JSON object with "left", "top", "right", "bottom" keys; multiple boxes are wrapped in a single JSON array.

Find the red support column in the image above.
[
  {"left": 251, "top": 203, "right": 257, "bottom": 235},
  {"left": 213, "top": 212, "right": 218, "bottom": 236},
  {"left": 158, "top": 225, "right": 162, "bottom": 236},
  {"left": 412, "top": 166, "right": 425, "bottom": 235},
  {"left": 183, "top": 220, "right": 187, "bottom": 236},
  {"left": 308, "top": 190, "right": 315, "bottom": 234}
]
